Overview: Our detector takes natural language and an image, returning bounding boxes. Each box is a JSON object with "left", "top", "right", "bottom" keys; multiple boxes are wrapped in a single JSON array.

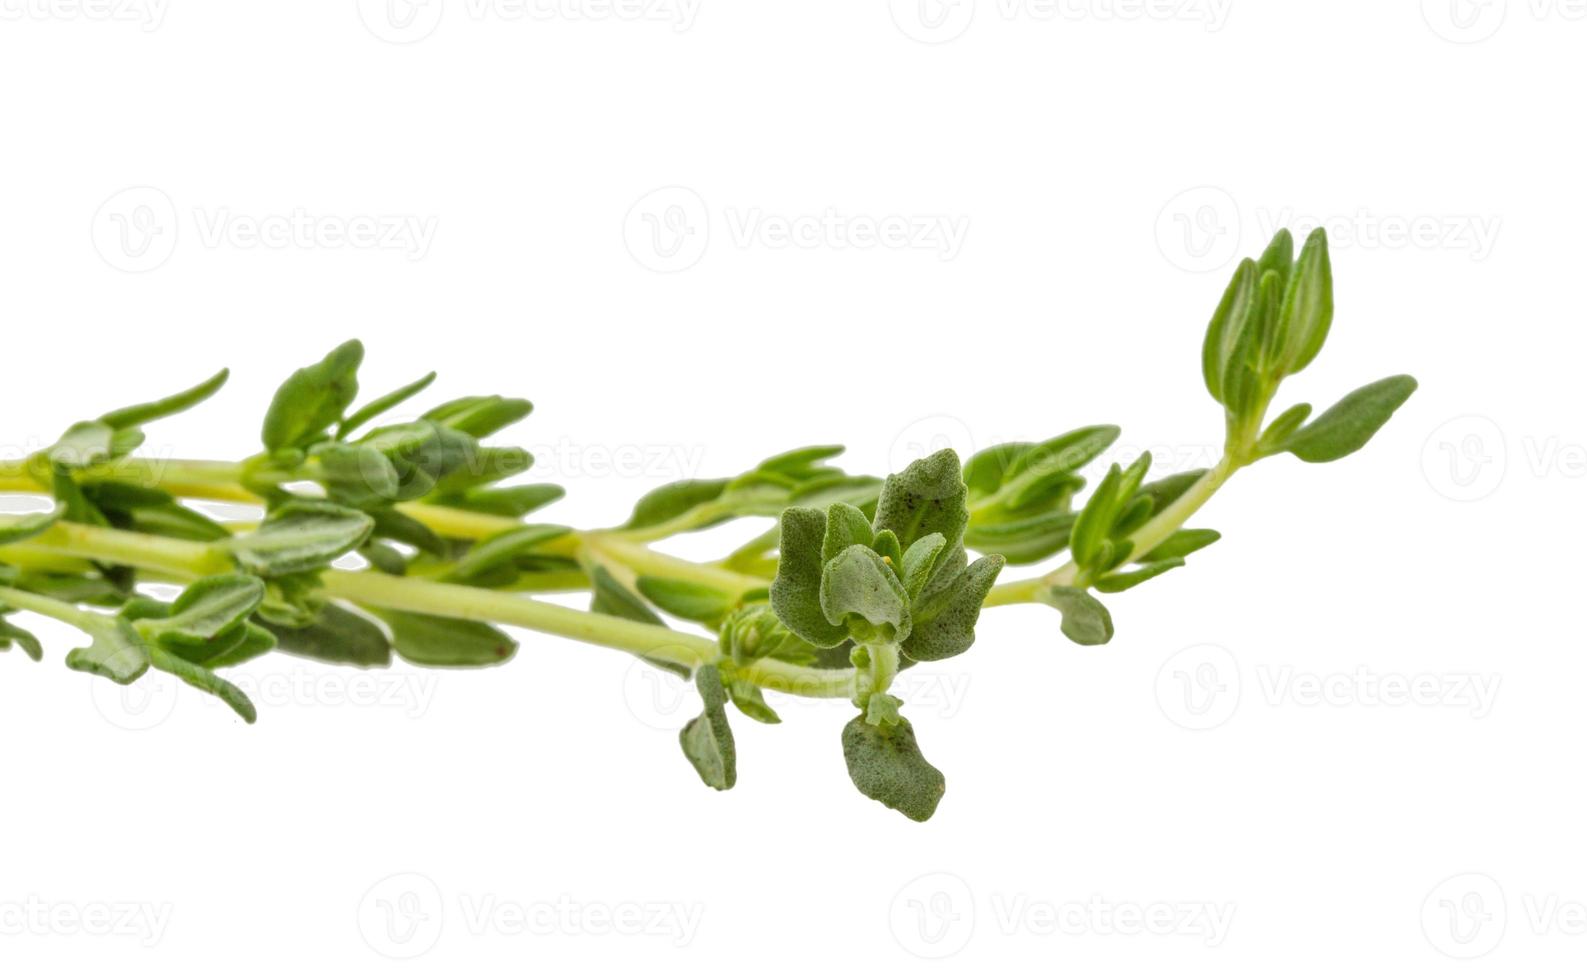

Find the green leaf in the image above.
[
  {"left": 624, "top": 478, "right": 730, "bottom": 532},
  {"left": 377, "top": 609, "right": 518, "bottom": 666},
  {"left": 336, "top": 371, "right": 437, "bottom": 439},
  {"left": 434, "top": 483, "right": 564, "bottom": 518},
  {"left": 1134, "top": 469, "right": 1206, "bottom": 514},
  {"left": 590, "top": 566, "right": 690, "bottom": 678},
  {"left": 196, "top": 621, "right": 278, "bottom": 669},
  {"left": 1038, "top": 586, "right": 1114, "bottom": 646},
  {"left": 133, "top": 575, "right": 266, "bottom": 656},
  {"left": 870, "top": 528, "right": 903, "bottom": 568},
  {"left": 1276, "top": 228, "right": 1334, "bottom": 375},
  {"left": 636, "top": 576, "right": 737, "bottom": 624},
  {"left": 1002, "top": 425, "right": 1121, "bottom": 487},
  {"left": 46, "top": 465, "right": 106, "bottom": 526},
  {"left": 146, "top": 646, "right": 256, "bottom": 723},
  {"left": 422, "top": 395, "right": 533, "bottom": 439},
  {"left": 590, "top": 565, "right": 664, "bottom": 625},
  {"left": 119, "top": 502, "right": 231, "bottom": 543},
  {"left": 226, "top": 501, "right": 374, "bottom": 577},
  {"left": 317, "top": 442, "right": 401, "bottom": 507},
  {"left": 1068, "top": 464, "right": 1122, "bottom": 569},
  {"left": 1203, "top": 258, "right": 1257, "bottom": 403},
  {"left": 443, "top": 524, "right": 569, "bottom": 584},
  {"left": 44, "top": 421, "right": 118, "bottom": 470},
  {"left": 1094, "top": 558, "right": 1185, "bottom": 593},
  {"left": 717, "top": 604, "right": 821, "bottom": 666},
  {"left": 356, "top": 421, "right": 479, "bottom": 501},
  {"left": 964, "top": 511, "right": 1075, "bottom": 565},
  {"left": 1256, "top": 227, "right": 1295, "bottom": 282},
  {"left": 428, "top": 446, "right": 533, "bottom": 496},
  {"left": 1284, "top": 375, "right": 1419, "bottom": 463},
  {"left": 257, "top": 573, "right": 326, "bottom": 628},
  {"left": 726, "top": 675, "right": 781, "bottom": 724},
  {"left": 64, "top": 615, "right": 151, "bottom": 684},
  {"left": 100, "top": 368, "right": 229, "bottom": 431},
  {"left": 264, "top": 603, "right": 391, "bottom": 668},
  {"left": 820, "top": 545, "right": 911, "bottom": 643},
  {"left": 841, "top": 714, "right": 945, "bottom": 822},
  {"left": 865, "top": 692, "right": 904, "bottom": 728},
  {"left": 755, "top": 445, "right": 844, "bottom": 477},
  {"left": 821, "top": 502, "right": 874, "bottom": 563},
  {"left": 901, "top": 554, "right": 1004, "bottom": 662},
  {"left": 680, "top": 665, "right": 736, "bottom": 790},
  {"left": 966, "top": 441, "right": 1030, "bottom": 493},
  {"left": 769, "top": 507, "right": 848, "bottom": 649},
  {"left": 0, "top": 617, "right": 44, "bottom": 661},
  {"left": 261, "top": 339, "right": 364, "bottom": 451},
  {"left": 874, "top": 448, "right": 969, "bottom": 554},
  {"left": 357, "top": 512, "right": 439, "bottom": 563},
  {"left": 899, "top": 532, "right": 948, "bottom": 599},
  {"left": 1140, "top": 529, "right": 1220, "bottom": 563},
  {"left": 0, "top": 504, "right": 64, "bottom": 546},
  {"left": 1256, "top": 403, "right": 1313, "bottom": 456}
]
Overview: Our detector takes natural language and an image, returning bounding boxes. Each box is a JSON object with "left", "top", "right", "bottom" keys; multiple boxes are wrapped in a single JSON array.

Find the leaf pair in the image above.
[
  {"left": 770, "top": 449, "right": 1004, "bottom": 663},
  {"left": 962, "top": 425, "right": 1119, "bottom": 564},
  {"left": 1203, "top": 231, "right": 1418, "bottom": 462},
  {"left": 63, "top": 574, "right": 271, "bottom": 722},
  {"left": 1261, "top": 375, "right": 1420, "bottom": 463},
  {"left": 258, "top": 342, "right": 560, "bottom": 529},
  {"left": 28, "top": 370, "right": 232, "bottom": 526},
  {"left": 1203, "top": 228, "right": 1332, "bottom": 421},
  {"left": 623, "top": 445, "right": 880, "bottom": 537}
]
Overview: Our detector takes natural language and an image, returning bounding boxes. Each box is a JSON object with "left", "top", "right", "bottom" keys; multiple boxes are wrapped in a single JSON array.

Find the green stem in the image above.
[
  {"left": 583, "top": 534, "right": 767, "bottom": 596},
  {"left": 0, "top": 583, "right": 102, "bottom": 630},
  {"left": 2, "top": 518, "right": 854, "bottom": 699}
]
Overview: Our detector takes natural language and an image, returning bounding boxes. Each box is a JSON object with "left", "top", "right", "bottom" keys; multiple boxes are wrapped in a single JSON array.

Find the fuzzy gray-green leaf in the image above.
[
  {"left": 769, "top": 507, "right": 848, "bottom": 648},
  {"left": 841, "top": 714, "right": 945, "bottom": 822},
  {"left": 680, "top": 665, "right": 736, "bottom": 790},
  {"left": 1038, "top": 586, "right": 1114, "bottom": 646}
]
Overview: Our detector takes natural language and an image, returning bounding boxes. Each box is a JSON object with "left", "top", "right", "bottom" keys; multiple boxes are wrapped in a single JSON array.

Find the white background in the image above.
[{"left": 2, "top": 1, "right": 1584, "bottom": 976}]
